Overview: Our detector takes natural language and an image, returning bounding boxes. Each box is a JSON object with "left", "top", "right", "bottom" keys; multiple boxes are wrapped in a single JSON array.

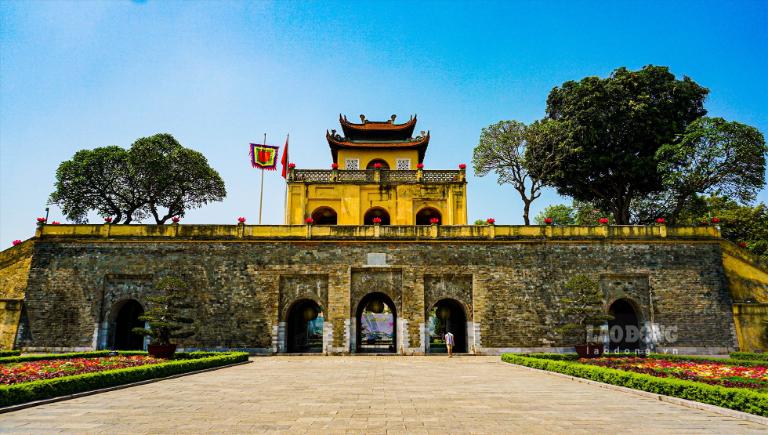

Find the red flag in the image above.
[{"left": 281, "top": 135, "right": 289, "bottom": 178}]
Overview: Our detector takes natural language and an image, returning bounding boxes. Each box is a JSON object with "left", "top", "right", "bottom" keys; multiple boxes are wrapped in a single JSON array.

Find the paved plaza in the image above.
[{"left": 0, "top": 356, "right": 766, "bottom": 434}]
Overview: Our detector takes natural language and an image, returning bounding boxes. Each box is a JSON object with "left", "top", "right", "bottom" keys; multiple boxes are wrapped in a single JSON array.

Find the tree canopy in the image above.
[
  {"left": 525, "top": 65, "right": 709, "bottom": 224},
  {"left": 50, "top": 134, "right": 226, "bottom": 224}
]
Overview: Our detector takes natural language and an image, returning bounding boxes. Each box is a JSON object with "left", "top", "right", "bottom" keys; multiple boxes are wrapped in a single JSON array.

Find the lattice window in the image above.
[
  {"left": 345, "top": 159, "right": 359, "bottom": 170},
  {"left": 396, "top": 159, "right": 411, "bottom": 170}
]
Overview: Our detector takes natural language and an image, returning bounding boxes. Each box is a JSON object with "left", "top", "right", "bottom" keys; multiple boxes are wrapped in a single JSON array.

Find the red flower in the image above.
[
  {"left": 429, "top": 217, "right": 439, "bottom": 224},
  {"left": 305, "top": 217, "right": 314, "bottom": 224},
  {"left": 331, "top": 163, "right": 339, "bottom": 170},
  {"left": 12, "top": 240, "right": 21, "bottom": 246},
  {"left": 544, "top": 217, "right": 553, "bottom": 225},
  {"left": 373, "top": 163, "right": 382, "bottom": 169},
  {"left": 36, "top": 217, "right": 46, "bottom": 223},
  {"left": 171, "top": 216, "right": 180, "bottom": 223},
  {"left": 486, "top": 218, "right": 495, "bottom": 225},
  {"left": 738, "top": 241, "right": 748, "bottom": 248},
  {"left": 711, "top": 217, "right": 721, "bottom": 224},
  {"left": 598, "top": 217, "right": 609, "bottom": 225},
  {"left": 656, "top": 217, "right": 666, "bottom": 224},
  {"left": 237, "top": 217, "right": 246, "bottom": 223},
  {"left": 288, "top": 163, "right": 296, "bottom": 169},
  {"left": 51, "top": 221, "right": 60, "bottom": 225},
  {"left": 104, "top": 217, "right": 113, "bottom": 223},
  {"left": 372, "top": 217, "right": 382, "bottom": 224},
  {"left": 459, "top": 163, "right": 467, "bottom": 170},
  {"left": 417, "top": 163, "right": 424, "bottom": 169}
]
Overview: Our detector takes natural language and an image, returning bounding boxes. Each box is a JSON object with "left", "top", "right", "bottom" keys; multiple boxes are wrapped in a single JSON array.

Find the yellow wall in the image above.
[
  {"left": 0, "top": 241, "right": 33, "bottom": 349},
  {"left": 721, "top": 241, "right": 768, "bottom": 351},
  {"left": 286, "top": 181, "right": 467, "bottom": 225},
  {"left": 337, "top": 149, "right": 420, "bottom": 169}
]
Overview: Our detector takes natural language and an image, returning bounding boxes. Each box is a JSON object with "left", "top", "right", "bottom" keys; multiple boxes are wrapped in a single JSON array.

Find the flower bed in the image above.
[
  {"left": 1, "top": 355, "right": 163, "bottom": 385},
  {"left": 583, "top": 357, "right": 768, "bottom": 391},
  {"left": 0, "top": 351, "right": 249, "bottom": 407},
  {"left": 502, "top": 353, "right": 768, "bottom": 416}
]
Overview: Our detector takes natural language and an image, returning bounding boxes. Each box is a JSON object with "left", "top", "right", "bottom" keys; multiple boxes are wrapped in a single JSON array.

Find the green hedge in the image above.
[
  {"left": 731, "top": 352, "right": 768, "bottom": 362},
  {"left": 0, "top": 352, "right": 248, "bottom": 407},
  {"left": 0, "top": 350, "right": 21, "bottom": 358},
  {"left": 501, "top": 354, "right": 768, "bottom": 416}
]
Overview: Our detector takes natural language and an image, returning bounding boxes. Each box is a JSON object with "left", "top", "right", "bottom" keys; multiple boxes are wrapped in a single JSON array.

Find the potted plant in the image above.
[
  {"left": 556, "top": 275, "right": 613, "bottom": 358},
  {"left": 133, "top": 276, "right": 195, "bottom": 359}
]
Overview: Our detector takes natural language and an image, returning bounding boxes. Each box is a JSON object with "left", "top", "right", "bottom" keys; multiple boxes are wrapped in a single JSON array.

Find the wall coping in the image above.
[{"left": 25, "top": 223, "right": 722, "bottom": 242}]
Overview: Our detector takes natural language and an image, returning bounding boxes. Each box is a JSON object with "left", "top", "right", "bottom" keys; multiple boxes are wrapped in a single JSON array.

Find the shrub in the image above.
[
  {"left": 0, "top": 352, "right": 248, "bottom": 407},
  {"left": 731, "top": 352, "right": 768, "bottom": 362},
  {"left": 502, "top": 354, "right": 768, "bottom": 416},
  {"left": 0, "top": 351, "right": 21, "bottom": 358}
]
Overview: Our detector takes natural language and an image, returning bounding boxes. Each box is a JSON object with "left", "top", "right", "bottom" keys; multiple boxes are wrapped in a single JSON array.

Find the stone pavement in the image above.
[{"left": 0, "top": 356, "right": 765, "bottom": 434}]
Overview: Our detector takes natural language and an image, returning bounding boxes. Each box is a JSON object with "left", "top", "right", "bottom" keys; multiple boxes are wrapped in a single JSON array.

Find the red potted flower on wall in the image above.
[
  {"left": 104, "top": 217, "right": 113, "bottom": 224},
  {"left": 544, "top": 217, "right": 553, "bottom": 225},
  {"left": 172, "top": 216, "right": 180, "bottom": 223},
  {"left": 655, "top": 217, "right": 666, "bottom": 225},
  {"left": 555, "top": 275, "right": 613, "bottom": 358},
  {"left": 373, "top": 163, "right": 382, "bottom": 169},
  {"left": 598, "top": 217, "right": 609, "bottom": 225},
  {"left": 416, "top": 163, "right": 424, "bottom": 169},
  {"left": 133, "top": 276, "right": 195, "bottom": 359},
  {"left": 458, "top": 163, "right": 466, "bottom": 170},
  {"left": 305, "top": 217, "right": 314, "bottom": 225},
  {"left": 12, "top": 240, "right": 22, "bottom": 246},
  {"left": 429, "top": 217, "right": 440, "bottom": 225},
  {"left": 237, "top": 216, "right": 246, "bottom": 224},
  {"left": 331, "top": 163, "right": 339, "bottom": 170},
  {"left": 486, "top": 218, "right": 495, "bottom": 225},
  {"left": 372, "top": 217, "right": 382, "bottom": 225}
]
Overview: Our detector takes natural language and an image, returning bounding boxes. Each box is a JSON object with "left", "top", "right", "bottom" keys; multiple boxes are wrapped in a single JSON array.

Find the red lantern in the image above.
[
  {"left": 656, "top": 217, "right": 666, "bottom": 224},
  {"left": 711, "top": 217, "right": 721, "bottom": 224},
  {"left": 598, "top": 217, "right": 609, "bottom": 225},
  {"left": 305, "top": 217, "right": 314, "bottom": 224},
  {"left": 237, "top": 217, "right": 246, "bottom": 223},
  {"left": 544, "top": 217, "right": 553, "bottom": 225},
  {"left": 459, "top": 163, "right": 467, "bottom": 170},
  {"left": 372, "top": 217, "right": 382, "bottom": 224},
  {"left": 331, "top": 163, "right": 339, "bottom": 170},
  {"left": 417, "top": 163, "right": 424, "bottom": 169},
  {"left": 486, "top": 218, "right": 495, "bottom": 225}
]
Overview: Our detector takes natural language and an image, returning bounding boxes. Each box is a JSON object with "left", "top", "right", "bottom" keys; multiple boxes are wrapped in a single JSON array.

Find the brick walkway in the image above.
[{"left": 0, "top": 356, "right": 765, "bottom": 434}]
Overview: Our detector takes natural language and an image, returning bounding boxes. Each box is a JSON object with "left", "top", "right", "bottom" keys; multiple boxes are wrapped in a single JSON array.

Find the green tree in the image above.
[
  {"left": 133, "top": 276, "right": 195, "bottom": 346},
  {"left": 526, "top": 65, "right": 709, "bottom": 224},
  {"left": 556, "top": 275, "right": 614, "bottom": 345},
  {"left": 50, "top": 133, "right": 226, "bottom": 224},
  {"left": 473, "top": 120, "right": 558, "bottom": 225},
  {"left": 653, "top": 117, "right": 767, "bottom": 223},
  {"left": 534, "top": 204, "right": 575, "bottom": 225}
]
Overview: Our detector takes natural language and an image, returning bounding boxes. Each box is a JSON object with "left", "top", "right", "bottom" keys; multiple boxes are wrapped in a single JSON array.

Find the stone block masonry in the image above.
[{"left": 1, "top": 223, "right": 752, "bottom": 354}]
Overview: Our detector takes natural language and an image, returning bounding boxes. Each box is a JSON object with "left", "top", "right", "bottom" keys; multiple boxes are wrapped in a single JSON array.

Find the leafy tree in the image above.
[
  {"left": 534, "top": 204, "right": 575, "bottom": 225},
  {"left": 50, "top": 134, "right": 226, "bottom": 224},
  {"left": 49, "top": 147, "right": 146, "bottom": 224},
  {"left": 133, "top": 276, "right": 195, "bottom": 346},
  {"left": 556, "top": 275, "right": 614, "bottom": 345},
  {"left": 473, "top": 120, "right": 558, "bottom": 225},
  {"left": 526, "top": 65, "right": 709, "bottom": 224},
  {"left": 653, "top": 117, "right": 767, "bottom": 223}
]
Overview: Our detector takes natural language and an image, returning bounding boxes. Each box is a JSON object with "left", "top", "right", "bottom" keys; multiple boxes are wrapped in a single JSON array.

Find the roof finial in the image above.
[
  {"left": 390, "top": 114, "right": 397, "bottom": 123},
  {"left": 359, "top": 114, "right": 367, "bottom": 123}
]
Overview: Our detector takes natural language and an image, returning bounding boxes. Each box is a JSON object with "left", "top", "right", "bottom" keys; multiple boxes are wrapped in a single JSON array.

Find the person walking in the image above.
[{"left": 444, "top": 331, "right": 455, "bottom": 357}]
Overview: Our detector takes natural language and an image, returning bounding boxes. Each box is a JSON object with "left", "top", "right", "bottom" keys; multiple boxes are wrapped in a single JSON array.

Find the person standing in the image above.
[{"left": 444, "top": 331, "right": 455, "bottom": 357}]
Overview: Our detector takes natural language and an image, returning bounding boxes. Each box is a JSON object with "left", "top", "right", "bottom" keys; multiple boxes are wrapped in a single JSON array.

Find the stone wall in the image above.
[
  {"left": 12, "top": 237, "right": 742, "bottom": 354},
  {"left": 0, "top": 241, "right": 33, "bottom": 349}
]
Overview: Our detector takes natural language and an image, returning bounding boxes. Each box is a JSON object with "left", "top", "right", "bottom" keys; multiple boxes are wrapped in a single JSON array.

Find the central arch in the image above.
[
  {"left": 356, "top": 292, "right": 397, "bottom": 353},
  {"left": 364, "top": 207, "right": 390, "bottom": 225},
  {"left": 366, "top": 159, "right": 389, "bottom": 170},
  {"left": 427, "top": 299, "right": 467, "bottom": 353},
  {"left": 607, "top": 299, "right": 642, "bottom": 352},
  {"left": 311, "top": 206, "right": 338, "bottom": 225},
  {"left": 415, "top": 207, "right": 442, "bottom": 225},
  {"left": 286, "top": 299, "right": 324, "bottom": 353},
  {"left": 113, "top": 299, "right": 145, "bottom": 350}
]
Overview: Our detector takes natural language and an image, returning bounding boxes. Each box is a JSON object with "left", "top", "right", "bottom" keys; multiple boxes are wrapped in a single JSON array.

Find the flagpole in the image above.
[
  {"left": 283, "top": 133, "right": 289, "bottom": 224},
  {"left": 259, "top": 133, "right": 266, "bottom": 225}
]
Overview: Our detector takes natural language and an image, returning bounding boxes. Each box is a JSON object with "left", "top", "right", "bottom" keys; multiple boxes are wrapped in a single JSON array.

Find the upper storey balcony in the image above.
[{"left": 286, "top": 168, "right": 465, "bottom": 184}]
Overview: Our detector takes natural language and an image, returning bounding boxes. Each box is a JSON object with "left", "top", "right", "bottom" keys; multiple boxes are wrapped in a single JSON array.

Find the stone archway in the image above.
[
  {"left": 311, "top": 207, "right": 338, "bottom": 225},
  {"left": 356, "top": 292, "right": 397, "bottom": 353},
  {"left": 427, "top": 299, "right": 468, "bottom": 353},
  {"left": 415, "top": 207, "right": 442, "bottom": 225},
  {"left": 285, "top": 299, "right": 324, "bottom": 353},
  {"left": 364, "top": 207, "right": 390, "bottom": 225},
  {"left": 112, "top": 299, "right": 145, "bottom": 350},
  {"left": 607, "top": 299, "right": 642, "bottom": 352}
]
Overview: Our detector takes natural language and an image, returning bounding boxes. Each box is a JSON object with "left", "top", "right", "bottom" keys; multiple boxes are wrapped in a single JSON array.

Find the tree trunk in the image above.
[{"left": 522, "top": 200, "right": 531, "bottom": 226}]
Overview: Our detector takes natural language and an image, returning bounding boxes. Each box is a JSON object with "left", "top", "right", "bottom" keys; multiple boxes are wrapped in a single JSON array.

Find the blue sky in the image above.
[{"left": 1, "top": 0, "right": 766, "bottom": 244}]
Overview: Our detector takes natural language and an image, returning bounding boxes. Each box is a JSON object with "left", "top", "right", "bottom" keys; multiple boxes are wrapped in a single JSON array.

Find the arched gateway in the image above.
[
  {"left": 608, "top": 299, "right": 642, "bottom": 352},
  {"left": 112, "top": 299, "right": 145, "bottom": 350},
  {"left": 356, "top": 293, "right": 397, "bottom": 353},
  {"left": 285, "top": 299, "right": 324, "bottom": 353},
  {"left": 427, "top": 299, "right": 467, "bottom": 353}
]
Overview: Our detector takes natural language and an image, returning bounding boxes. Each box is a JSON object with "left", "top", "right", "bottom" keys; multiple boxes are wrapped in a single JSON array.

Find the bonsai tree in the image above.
[
  {"left": 133, "top": 276, "right": 195, "bottom": 350},
  {"left": 556, "top": 275, "right": 614, "bottom": 345}
]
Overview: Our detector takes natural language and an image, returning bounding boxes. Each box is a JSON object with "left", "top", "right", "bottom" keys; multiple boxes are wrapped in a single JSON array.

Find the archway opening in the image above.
[
  {"left": 364, "top": 208, "right": 390, "bottom": 225},
  {"left": 113, "top": 300, "right": 145, "bottom": 350},
  {"left": 286, "top": 299, "right": 324, "bottom": 353},
  {"left": 311, "top": 207, "right": 338, "bottom": 225},
  {"left": 427, "top": 299, "right": 467, "bottom": 353},
  {"left": 416, "top": 207, "right": 442, "bottom": 225},
  {"left": 608, "top": 299, "right": 641, "bottom": 352},
  {"left": 366, "top": 159, "right": 389, "bottom": 170},
  {"left": 13, "top": 303, "right": 32, "bottom": 349},
  {"left": 356, "top": 292, "right": 396, "bottom": 353}
]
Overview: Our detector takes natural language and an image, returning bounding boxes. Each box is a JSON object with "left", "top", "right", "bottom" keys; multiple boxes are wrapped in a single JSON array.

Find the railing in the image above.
[{"left": 288, "top": 169, "right": 464, "bottom": 184}]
